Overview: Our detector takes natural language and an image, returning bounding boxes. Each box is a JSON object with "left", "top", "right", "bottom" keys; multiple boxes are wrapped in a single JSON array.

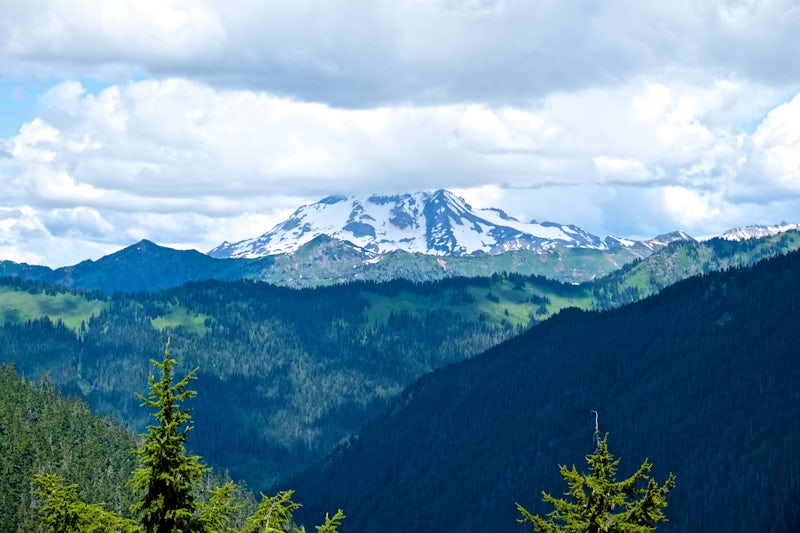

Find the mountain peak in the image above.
[
  {"left": 319, "top": 195, "right": 348, "bottom": 205},
  {"left": 133, "top": 239, "right": 159, "bottom": 250},
  {"left": 117, "top": 239, "right": 190, "bottom": 257},
  {"left": 208, "top": 190, "right": 614, "bottom": 259},
  {"left": 719, "top": 222, "right": 800, "bottom": 241}
]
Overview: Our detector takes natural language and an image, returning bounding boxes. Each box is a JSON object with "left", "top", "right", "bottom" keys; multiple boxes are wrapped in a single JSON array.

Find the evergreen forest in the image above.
[
  {"left": 0, "top": 273, "right": 583, "bottom": 489},
  {"left": 290, "top": 249, "right": 800, "bottom": 532},
  {"left": 0, "top": 364, "right": 136, "bottom": 531},
  {"left": 0, "top": 233, "right": 798, "bottom": 532},
  {"left": 0, "top": 347, "right": 344, "bottom": 532}
]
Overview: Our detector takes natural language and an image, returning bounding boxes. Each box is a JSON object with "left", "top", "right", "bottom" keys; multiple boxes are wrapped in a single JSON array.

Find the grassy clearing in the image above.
[
  {"left": 619, "top": 266, "right": 652, "bottom": 294},
  {"left": 150, "top": 304, "right": 210, "bottom": 337},
  {"left": 363, "top": 278, "right": 593, "bottom": 330},
  {"left": 0, "top": 286, "right": 107, "bottom": 331},
  {"left": 364, "top": 291, "right": 438, "bottom": 325},
  {"left": 462, "top": 280, "right": 593, "bottom": 327}
]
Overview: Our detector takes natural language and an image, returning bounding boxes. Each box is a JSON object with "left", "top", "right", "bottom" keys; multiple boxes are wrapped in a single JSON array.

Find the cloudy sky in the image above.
[{"left": 2, "top": 0, "right": 800, "bottom": 266}]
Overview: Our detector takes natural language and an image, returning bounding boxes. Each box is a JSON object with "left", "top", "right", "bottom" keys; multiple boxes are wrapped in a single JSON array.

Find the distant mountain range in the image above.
[
  {"left": 210, "top": 189, "right": 661, "bottom": 258},
  {"left": 1, "top": 189, "right": 799, "bottom": 293},
  {"left": 720, "top": 222, "right": 800, "bottom": 241},
  {"left": 1, "top": 239, "right": 257, "bottom": 294}
]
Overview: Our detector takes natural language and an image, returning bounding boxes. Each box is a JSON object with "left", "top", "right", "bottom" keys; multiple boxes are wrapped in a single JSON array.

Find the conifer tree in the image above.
[
  {"left": 240, "top": 490, "right": 307, "bottom": 532},
  {"left": 32, "top": 342, "right": 344, "bottom": 533},
  {"left": 129, "top": 340, "right": 207, "bottom": 533},
  {"left": 33, "top": 473, "right": 141, "bottom": 533},
  {"left": 240, "top": 490, "right": 345, "bottom": 533},
  {"left": 196, "top": 481, "right": 242, "bottom": 533},
  {"left": 517, "top": 415, "right": 675, "bottom": 532},
  {"left": 315, "top": 509, "right": 346, "bottom": 533}
]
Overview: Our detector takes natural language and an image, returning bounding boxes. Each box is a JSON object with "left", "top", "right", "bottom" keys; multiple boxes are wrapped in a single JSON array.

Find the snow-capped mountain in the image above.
[
  {"left": 209, "top": 190, "right": 620, "bottom": 259},
  {"left": 631, "top": 230, "right": 695, "bottom": 251},
  {"left": 719, "top": 222, "right": 800, "bottom": 241}
]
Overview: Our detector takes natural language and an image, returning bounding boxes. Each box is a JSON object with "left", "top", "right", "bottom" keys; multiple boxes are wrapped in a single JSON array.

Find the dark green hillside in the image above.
[
  {"left": 258, "top": 236, "right": 647, "bottom": 287},
  {"left": 3, "top": 230, "right": 799, "bottom": 293},
  {"left": 592, "top": 229, "right": 800, "bottom": 307},
  {"left": 0, "top": 261, "right": 52, "bottom": 280},
  {"left": 0, "top": 237, "right": 644, "bottom": 292},
  {"left": 51, "top": 240, "right": 257, "bottom": 294},
  {"left": 0, "top": 364, "right": 137, "bottom": 532},
  {"left": 289, "top": 250, "right": 800, "bottom": 532},
  {"left": 1, "top": 273, "right": 585, "bottom": 491}
]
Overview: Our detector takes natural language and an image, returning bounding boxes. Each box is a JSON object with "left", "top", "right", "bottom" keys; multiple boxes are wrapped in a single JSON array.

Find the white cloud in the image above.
[
  {"left": 3, "top": 1, "right": 800, "bottom": 105},
  {"left": 41, "top": 207, "right": 114, "bottom": 238},
  {"left": 661, "top": 186, "right": 720, "bottom": 228},
  {"left": 748, "top": 93, "right": 800, "bottom": 190},
  {"left": 593, "top": 156, "right": 652, "bottom": 182},
  {"left": 0, "top": 206, "right": 53, "bottom": 265},
  {"left": 1, "top": 1, "right": 800, "bottom": 266},
  {"left": 14, "top": 77, "right": 764, "bottom": 198},
  {"left": 9, "top": 118, "right": 59, "bottom": 162},
  {"left": 1, "top": 0, "right": 226, "bottom": 73},
  {"left": 2, "top": 75, "right": 800, "bottom": 265},
  {"left": 0, "top": 218, "right": 126, "bottom": 268}
]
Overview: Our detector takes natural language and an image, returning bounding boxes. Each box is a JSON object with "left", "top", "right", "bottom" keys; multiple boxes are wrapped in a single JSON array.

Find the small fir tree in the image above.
[
  {"left": 315, "top": 509, "right": 346, "bottom": 533},
  {"left": 518, "top": 416, "right": 675, "bottom": 532},
  {"left": 129, "top": 340, "right": 207, "bottom": 533},
  {"left": 33, "top": 473, "right": 141, "bottom": 533},
  {"left": 196, "top": 481, "right": 242, "bottom": 532},
  {"left": 239, "top": 489, "right": 345, "bottom": 533}
]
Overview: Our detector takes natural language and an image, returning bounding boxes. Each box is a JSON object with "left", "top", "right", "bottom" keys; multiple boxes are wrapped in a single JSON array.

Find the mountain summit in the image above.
[
  {"left": 719, "top": 222, "right": 800, "bottom": 241},
  {"left": 209, "top": 190, "right": 618, "bottom": 259}
]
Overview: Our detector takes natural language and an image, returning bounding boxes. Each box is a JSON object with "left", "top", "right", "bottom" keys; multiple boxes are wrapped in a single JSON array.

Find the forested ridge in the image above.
[
  {"left": 0, "top": 235, "right": 644, "bottom": 292},
  {"left": 591, "top": 230, "right": 800, "bottom": 307},
  {"left": 290, "top": 249, "right": 800, "bottom": 532},
  {"left": 3, "top": 229, "right": 798, "bottom": 293},
  {"left": 0, "top": 364, "right": 137, "bottom": 531},
  {"left": 0, "top": 273, "right": 581, "bottom": 489},
  {"left": 0, "top": 352, "right": 344, "bottom": 532}
]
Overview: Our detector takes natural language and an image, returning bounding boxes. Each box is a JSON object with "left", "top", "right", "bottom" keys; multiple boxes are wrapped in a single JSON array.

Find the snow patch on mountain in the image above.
[
  {"left": 209, "top": 190, "right": 621, "bottom": 259},
  {"left": 636, "top": 230, "right": 694, "bottom": 251},
  {"left": 719, "top": 223, "right": 800, "bottom": 241}
]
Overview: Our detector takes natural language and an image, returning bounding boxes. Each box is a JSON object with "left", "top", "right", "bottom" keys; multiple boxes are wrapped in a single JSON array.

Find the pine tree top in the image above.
[{"left": 518, "top": 431, "right": 675, "bottom": 533}]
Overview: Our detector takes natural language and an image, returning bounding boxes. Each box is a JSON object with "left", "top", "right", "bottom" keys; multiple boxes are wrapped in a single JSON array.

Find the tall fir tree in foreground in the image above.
[
  {"left": 518, "top": 414, "right": 675, "bottom": 532},
  {"left": 33, "top": 340, "right": 343, "bottom": 532},
  {"left": 129, "top": 340, "right": 207, "bottom": 532}
]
